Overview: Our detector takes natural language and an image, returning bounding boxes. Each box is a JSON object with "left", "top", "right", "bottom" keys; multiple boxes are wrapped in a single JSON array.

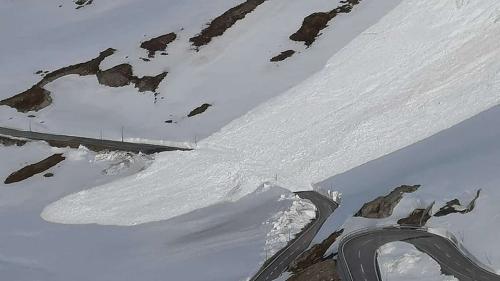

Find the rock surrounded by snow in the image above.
[{"left": 42, "top": 0, "right": 500, "bottom": 225}]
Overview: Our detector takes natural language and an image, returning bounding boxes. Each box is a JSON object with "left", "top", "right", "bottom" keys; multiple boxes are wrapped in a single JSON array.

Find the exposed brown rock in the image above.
[
  {"left": 398, "top": 208, "right": 432, "bottom": 226},
  {"left": 188, "top": 103, "right": 212, "bottom": 117},
  {"left": 355, "top": 185, "right": 420, "bottom": 219},
  {"left": 133, "top": 72, "right": 168, "bottom": 92},
  {"left": 270, "top": 50, "right": 296, "bottom": 62},
  {"left": 288, "top": 259, "right": 341, "bottom": 281},
  {"left": 0, "top": 48, "right": 115, "bottom": 112},
  {"left": 290, "top": 1, "right": 362, "bottom": 46},
  {"left": 289, "top": 229, "right": 344, "bottom": 273},
  {"left": 4, "top": 154, "right": 65, "bottom": 184},
  {"left": 97, "top": 64, "right": 134, "bottom": 87},
  {"left": 0, "top": 86, "right": 52, "bottom": 113},
  {"left": 141, "top": 33, "right": 177, "bottom": 58},
  {"left": 190, "top": 0, "right": 266, "bottom": 48},
  {"left": 434, "top": 190, "right": 481, "bottom": 217}
]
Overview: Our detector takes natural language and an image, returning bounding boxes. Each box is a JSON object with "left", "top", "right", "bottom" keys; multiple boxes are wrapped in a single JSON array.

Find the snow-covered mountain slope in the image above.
[
  {"left": 0, "top": 0, "right": 399, "bottom": 142},
  {"left": 0, "top": 140, "right": 304, "bottom": 281},
  {"left": 41, "top": 0, "right": 500, "bottom": 225}
]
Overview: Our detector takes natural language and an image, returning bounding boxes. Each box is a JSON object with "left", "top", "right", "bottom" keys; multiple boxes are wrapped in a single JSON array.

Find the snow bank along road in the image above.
[
  {"left": 251, "top": 191, "right": 338, "bottom": 281},
  {"left": 0, "top": 127, "right": 190, "bottom": 154},
  {"left": 338, "top": 227, "right": 500, "bottom": 281}
]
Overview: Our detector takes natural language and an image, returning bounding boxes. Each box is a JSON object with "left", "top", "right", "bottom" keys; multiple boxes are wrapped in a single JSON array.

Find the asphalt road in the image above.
[
  {"left": 338, "top": 227, "right": 500, "bottom": 281},
  {"left": 251, "top": 191, "right": 338, "bottom": 281},
  {"left": 0, "top": 127, "right": 191, "bottom": 154}
]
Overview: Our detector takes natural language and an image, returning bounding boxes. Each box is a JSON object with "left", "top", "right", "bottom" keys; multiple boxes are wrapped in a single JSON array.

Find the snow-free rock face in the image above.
[
  {"left": 354, "top": 185, "right": 420, "bottom": 219},
  {"left": 41, "top": 0, "right": 500, "bottom": 226}
]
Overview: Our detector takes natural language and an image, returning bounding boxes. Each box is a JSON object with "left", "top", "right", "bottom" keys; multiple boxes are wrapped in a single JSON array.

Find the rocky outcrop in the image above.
[
  {"left": 398, "top": 208, "right": 432, "bottom": 226},
  {"left": 290, "top": 0, "right": 362, "bottom": 46},
  {"left": 434, "top": 190, "right": 481, "bottom": 217},
  {"left": 355, "top": 185, "right": 420, "bottom": 219},
  {"left": 288, "top": 260, "right": 341, "bottom": 281},
  {"left": 4, "top": 154, "right": 65, "bottom": 184},
  {"left": 270, "top": 50, "right": 296, "bottom": 62},
  {"left": 190, "top": 0, "right": 267, "bottom": 48},
  {"left": 141, "top": 33, "right": 177, "bottom": 58},
  {"left": 97, "top": 64, "right": 134, "bottom": 87},
  {"left": 289, "top": 229, "right": 344, "bottom": 273},
  {"left": 0, "top": 48, "right": 115, "bottom": 112},
  {"left": 188, "top": 103, "right": 212, "bottom": 117},
  {"left": 0, "top": 86, "right": 52, "bottom": 113},
  {"left": 133, "top": 72, "right": 168, "bottom": 92}
]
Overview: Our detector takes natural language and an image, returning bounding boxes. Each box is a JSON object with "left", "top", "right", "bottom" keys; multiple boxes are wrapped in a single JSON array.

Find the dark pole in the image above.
[{"left": 121, "top": 126, "right": 124, "bottom": 142}]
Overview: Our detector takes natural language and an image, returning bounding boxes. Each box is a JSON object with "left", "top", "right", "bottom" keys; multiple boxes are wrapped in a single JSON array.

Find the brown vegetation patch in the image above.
[
  {"left": 141, "top": 33, "right": 177, "bottom": 58},
  {"left": 4, "top": 154, "right": 65, "bottom": 184},
  {"left": 270, "top": 50, "right": 296, "bottom": 62},
  {"left": 188, "top": 103, "right": 212, "bottom": 117},
  {"left": 355, "top": 185, "right": 420, "bottom": 219},
  {"left": 190, "top": 0, "right": 266, "bottom": 48},
  {"left": 290, "top": 0, "right": 362, "bottom": 46}
]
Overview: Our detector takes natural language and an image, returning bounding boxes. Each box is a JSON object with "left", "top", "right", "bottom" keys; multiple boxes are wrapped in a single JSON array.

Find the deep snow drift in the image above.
[{"left": 42, "top": 0, "right": 500, "bottom": 225}]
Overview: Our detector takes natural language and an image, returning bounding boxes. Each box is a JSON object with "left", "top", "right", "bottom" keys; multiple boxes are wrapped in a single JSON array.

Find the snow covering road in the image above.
[{"left": 42, "top": 0, "right": 500, "bottom": 226}]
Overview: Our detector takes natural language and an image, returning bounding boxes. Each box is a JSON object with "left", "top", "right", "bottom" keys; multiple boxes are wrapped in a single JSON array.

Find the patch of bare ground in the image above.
[
  {"left": 0, "top": 48, "right": 115, "bottom": 112},
  {"left": 4, "top": 154, "right": 65, "bottom": 184},
  {"left": 270, "top": 50, "right": 296, "bottom": 62},
  {"left": 290, "top": 0, "right": 361, "bottom": 46},
  {"left": 288, "top": 260, "right": 341, "bottom": 281},
  {"left": 141, "top": 33, "right": 177, "bottom": 58},
  {"left": 0, "top": 136, "right": 27, "bottom": 147},
  {"left": 289, "top": 229, "right": 344, "bottom": 274},
  {"left": 355, "top": 185, "right": 420, "bottom": 219},
  {"left": 189, "top": 0, "right": 266, "bottom": 49},
  {"left": 187, "top": 103, "right": 212, "bottom": 117}
]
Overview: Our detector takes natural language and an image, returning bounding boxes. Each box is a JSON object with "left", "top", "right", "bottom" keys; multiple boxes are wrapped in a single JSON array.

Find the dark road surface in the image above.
[
  {"left": 0, "top": 127, "right": 191, "bottom": 154},
  {"left": 338, "top": 227, "right": 500, "bottom": 281},
  {"left": 251, "top": 191, "right": 338, "bottom": 281}
]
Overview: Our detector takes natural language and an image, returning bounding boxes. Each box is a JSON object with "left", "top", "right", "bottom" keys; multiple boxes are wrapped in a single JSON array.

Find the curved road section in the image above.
[
  {"left": 338, "top": 227, "right": 500, "bottom": 281},
  {"left": 251, "top": 191, "right": 338, "bottom": 281},
  {"left": 0, "top": 127, "right": 190, "bottom": 154}
]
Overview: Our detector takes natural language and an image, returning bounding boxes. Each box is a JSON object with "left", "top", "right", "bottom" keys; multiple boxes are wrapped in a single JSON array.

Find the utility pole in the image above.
[
  {"left": 28, "top": 119, "right": 32, "bottom": 132},
  {"left": 121, "top": 126, "right": 124, "bottom": 142}
]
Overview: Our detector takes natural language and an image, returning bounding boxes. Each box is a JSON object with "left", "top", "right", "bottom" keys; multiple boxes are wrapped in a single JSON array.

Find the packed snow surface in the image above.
[
  {"left": 378, "top": 242, "right": 458, "bottom": 281},
  {"left": 264, "top": 194, "right": 316, "bottom": 257},
  {"left": 43, "top": 0, "right": 500, "bottom": 225}
]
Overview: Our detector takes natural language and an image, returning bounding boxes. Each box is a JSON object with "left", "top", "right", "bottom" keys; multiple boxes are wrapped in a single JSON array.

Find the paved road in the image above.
[
  {"left": 251, "top": 191, "right": 338, "bottom": 281},
  {"left": 0, "top": 127, "right": 191, "bottom": 154},
  {"left": 338, "top": 227, "right": 500, "bottom": 281}
]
